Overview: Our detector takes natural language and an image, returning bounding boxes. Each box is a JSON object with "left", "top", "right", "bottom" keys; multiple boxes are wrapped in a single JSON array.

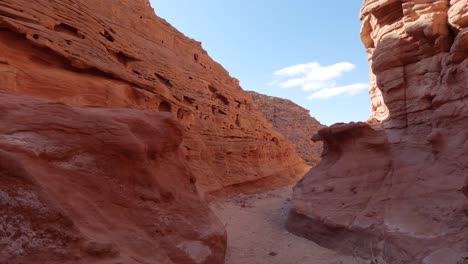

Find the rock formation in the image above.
[
  {"left": 0, "top": 0, "right": 308, "bottom": 263},
  {"left": 0, "top": 0, "right": 306, "bottom": 195},
  {"left": 464, "top": 180, "right": 468, "bottom": 199},
  {"left": 287, "top": 1, "right": 468, "bottom": 263},
  {"left": 248, "top": 91, "right": 325, "bottom": 166},
  {"left": 0, "top": 93, "right": 226, "bottom": 264}
]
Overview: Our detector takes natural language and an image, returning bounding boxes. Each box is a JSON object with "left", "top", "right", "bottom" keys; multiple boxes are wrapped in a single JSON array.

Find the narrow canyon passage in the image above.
[{"left": 210, "top": 186, "right": 361, "bottom": 264}]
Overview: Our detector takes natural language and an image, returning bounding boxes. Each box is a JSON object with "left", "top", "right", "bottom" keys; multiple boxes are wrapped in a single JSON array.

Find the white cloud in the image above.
[
  {"left": 269, "top": 61, "right": 368, "bottom": 99},
  {"left": 267, "top": 80, "right": 278, "bottom": 86},
  {"left": 307, "top": 83, "right": 369, "bottom": 99}
]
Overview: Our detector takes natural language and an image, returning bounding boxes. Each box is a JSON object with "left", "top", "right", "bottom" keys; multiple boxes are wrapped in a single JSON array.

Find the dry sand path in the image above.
[{"left": 210, "top": 186, "right": 363, "bottom": 264}]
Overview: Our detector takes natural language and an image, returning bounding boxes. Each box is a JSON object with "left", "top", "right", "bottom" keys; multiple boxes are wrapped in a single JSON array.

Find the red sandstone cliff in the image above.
[
  {"left": 0, "top": 0, "right": 306, "bottom": 195},
  {"left": 248, "top": 91, "right": 324, "bottom": 166},
  {"left": 287, "top": 1, "right": 468, "bottom": 263},
  {"left": 0, "top": 0, "right": 308, "bottom": 263},
  {"left": 0, "top": 93, "right": 226, "bottom": 264}
]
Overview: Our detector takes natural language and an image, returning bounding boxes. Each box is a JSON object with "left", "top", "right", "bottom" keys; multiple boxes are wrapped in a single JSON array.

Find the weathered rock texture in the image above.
[
  {"left": 0, "top": 93, "right": 226, "bottom": 264},
  {"left": 287, "top": 1, "right": 468, "bottom": 263},
  {"left": 0, "top": 0, "right": 305, "bottom": 195},
  {"left": 464, "top": 180, "right": 468, "bottom": 199},
  {"left": 248, "top": 91, "right": 324, "bottom": 166}
]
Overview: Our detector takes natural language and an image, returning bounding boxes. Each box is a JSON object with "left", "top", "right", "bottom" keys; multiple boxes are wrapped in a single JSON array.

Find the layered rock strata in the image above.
[
  {"left": 0, "top": 93, "right": 226, "bottom": 264},
  {"left": 0, "top": 0, "right": 305, "bottom": 194},
  {"left": 287, "top": 1, "right": 468, "bottom": 263},
  {"left": 248, "top": 91, "right": 325, "bottom": 166}
]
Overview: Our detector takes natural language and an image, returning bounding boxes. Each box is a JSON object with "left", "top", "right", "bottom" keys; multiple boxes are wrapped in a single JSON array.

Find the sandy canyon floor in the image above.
[{"left": 210, "top": 186, "right": 364, "bottom": 264}]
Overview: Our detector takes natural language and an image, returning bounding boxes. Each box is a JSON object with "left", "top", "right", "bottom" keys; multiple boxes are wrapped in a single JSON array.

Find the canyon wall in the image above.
[
  {"left": 0, "top": 93, "right": 226, "bottom": 264},
  {"left": 0, "top": 0, "right": 308, "bottom": 263},
  {"left": 248, "top": 91, "right": 324, "bottom": 166},
  {"left": 0, "top": 0, "right": 306, "bottom": 195},
  {"left": 287, "top": 0, "right": 468, "bottom": 263}
]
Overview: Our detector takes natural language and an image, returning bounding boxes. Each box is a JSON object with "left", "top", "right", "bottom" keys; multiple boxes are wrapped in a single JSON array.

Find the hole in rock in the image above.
[
  {"left": 114, "top": 51, "right": 138, "bottom": 66},
  {"left": 215, "top": 93, "right": 230, "bottom": 106},
  {"left": 161, "top": 191, "right": 174, "bottom": 203},
  {"left": 271, "top": 137, "right": 279, "bottom": 145},
  {"left": 177, "top": 108, "right": 185, "bottom": 119},
  {"left": 100, "top": 30, "right": 114, "bottom": 42},
  {"left": 54, "top": 23, "right": 83, "bottom": 39},
  {"left": 183, "top": 96, "right": 195, "bottom": 105},
  {"left": 208, "top": 84, "right": 218, "bottom": 93},
  {"left": 235, "top": 114, "right": 241, "bottom": 127},
  {"left": 173, "top": 95, "right": 183, "bottom": 103},
  {"left": 155, "top": 73, "right": 173, "bottom": 87},
  {"left": 189, "top": 176, "right": 196, "bottom": 184},
  {"left": 32, "top": 34, "right": 39, "bottom": 39},
  {"left": 158, "top": 101, "right": 172, "bottom": 112},
  {"left": 372, "top": 1, "right": 403, "bottom": 26},
  {"left": 212, "top": 106, "right": 227, "bottom": 115},
  {"left": 147, "top": 151, "right": 157, "bottom": 160}
]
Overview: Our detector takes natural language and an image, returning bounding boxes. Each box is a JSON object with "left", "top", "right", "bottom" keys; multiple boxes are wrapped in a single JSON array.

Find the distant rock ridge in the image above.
[
  {"left": 287, "top": 1, "right": 468, "bottom": 263},
  {"left": 248, "top": 91, "right": 325, "bottom": 166}
]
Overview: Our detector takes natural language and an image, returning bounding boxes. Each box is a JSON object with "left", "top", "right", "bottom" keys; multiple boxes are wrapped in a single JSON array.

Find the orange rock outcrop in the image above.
[
  {"left": 0, "top": 0, "right": 305, "bottom": 195},
  {"left": 248, "top": 91, "right": 324, "bottom": 166},
  {"left": 0, "top": 93, "right": 226, "bottom": 264},
  {"left": 287, "top": 1, "right": 468, "bottom": 263},
  {"left": 0, "top": 0, "right": 308, "bottom": 263}
]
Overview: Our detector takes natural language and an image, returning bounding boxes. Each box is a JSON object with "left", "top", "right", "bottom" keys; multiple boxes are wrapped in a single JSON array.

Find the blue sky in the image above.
[{"left": 150, "top": 1, "right": 370, "bottom": 125}]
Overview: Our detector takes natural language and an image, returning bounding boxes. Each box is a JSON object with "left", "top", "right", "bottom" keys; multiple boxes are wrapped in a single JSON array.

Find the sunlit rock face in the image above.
[
  {"left": 248, "top": 91, "right": 325, "bottom": 166},
  {"left": 0, "top": 0, "right": 306, "bottom": 195},
  {"left": 287, "top": 0, "right": 468, "bottom": 263},
  {"left": 0, "top": 0, "right": 310, "bottom": 263}
]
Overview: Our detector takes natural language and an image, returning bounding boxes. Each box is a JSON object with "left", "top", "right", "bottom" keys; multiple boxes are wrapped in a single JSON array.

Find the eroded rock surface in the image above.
[
  {"left": 0, "top": 93, "right": 226, "bottom": 264},
  {"left": 464, "top": 180, "right": 468, "bottom": 199},
  {"left": 248, "top": 91, "right": 325, "bottom": 166},
  {"left": 0, "top": 0, "right": 305, "bottom": 194},
  {"left": 287, "top": 1, "right": 468, "bottom": 263}
]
